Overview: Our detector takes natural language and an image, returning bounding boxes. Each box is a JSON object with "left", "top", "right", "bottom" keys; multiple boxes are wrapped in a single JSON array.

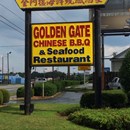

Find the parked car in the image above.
[
  {"left": 108, "top": 77, "right": 122, "bottom": 89},
  {"left": 35, "top": 78, "right": 47, "bottom": 83}
]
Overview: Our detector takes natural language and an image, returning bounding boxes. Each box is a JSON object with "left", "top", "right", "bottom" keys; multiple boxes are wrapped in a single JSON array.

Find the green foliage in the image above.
[
  {"left": 44, "top": 82, "right": 57, "bottom": 96},
  {"left": 119, "top": 50, "right": 130, "bottom": 92},
  {"left": 53, "top": 81, "right": 64, "bottom": 92},
  {"left": 33, "top": 80, "right": 82, "bottom": 96},
  {"left": 0, "top": 89, "right": 10, "bottom": 103},
  {"left": 0, "top": 91, "right": 3, "bottom": 105},
  {"left": 68, "top": 108, "right": 130, "bottom": 130},
  {"left": 80, "top": 91, "right": 95, "bottom": 108},
  {"left": 127, "top": 91, "right": 130, "bottom": 104},
  {"left": 103, "top": 90, "right": 128, "bottom": 108},
  {"left": 80, "top": 90, "right": 128, "bottom": 108},
  {"left": 62, "top": 80, "right": 80, "bottom": 87},
  {"left": 16, "top": 87, "right": 24, "bottom": 98},
  {"left": 60, "top": 106, "right": 81, "bottom": 116},
  {"left": 34, "top": 82, "right": 43, "bottom": 96},
  {"left": 31, "top": 71, "right": 66, "bottom": 80},
  {"left": 16, "top": 87, "right": 34, "bottom": 98},
  {"left": 80, "top": 80, "right": 84, "bottom": 85},
  {"left": 0, "top": 104, "right": 90, "bottom": 130}
]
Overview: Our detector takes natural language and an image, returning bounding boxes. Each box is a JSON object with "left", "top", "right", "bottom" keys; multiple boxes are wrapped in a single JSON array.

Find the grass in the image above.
[{"left": 0, "top": 103, "right": 92, "bottom": 130}]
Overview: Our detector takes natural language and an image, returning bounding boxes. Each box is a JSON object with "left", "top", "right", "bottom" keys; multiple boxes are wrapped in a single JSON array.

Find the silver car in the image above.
[{"left": 108, "top": 77, "right": 122, "bottom": 89}]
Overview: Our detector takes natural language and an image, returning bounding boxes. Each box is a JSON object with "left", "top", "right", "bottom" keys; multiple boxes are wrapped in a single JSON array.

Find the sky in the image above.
[{"left": 0, "top": 0, "right": 130, "bottom": 74}]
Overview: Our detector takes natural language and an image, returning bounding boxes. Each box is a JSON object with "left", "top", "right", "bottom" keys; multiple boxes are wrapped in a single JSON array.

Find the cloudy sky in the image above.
[{"left": 0, "top": 0, "right": 130, "bottom": 74}]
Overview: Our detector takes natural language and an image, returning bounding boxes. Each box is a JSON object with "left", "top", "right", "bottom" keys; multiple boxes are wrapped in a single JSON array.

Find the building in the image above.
[
  {"left": 110, "top": 47, "right": 130, "bottom": 72},
  {"left": 0, "top": 74, "right": 25, "bottom": 84},
  {"left": 9, "top": 74, "right": 25, "bottom": 84}
]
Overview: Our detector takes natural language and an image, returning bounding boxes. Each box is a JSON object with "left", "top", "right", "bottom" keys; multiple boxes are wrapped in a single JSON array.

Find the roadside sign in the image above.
[
  {"left": 15, "top": 0, "right": 108, "bottom": 10},
  {"left": 31, "top": 22, "right": 93, "bottom": 66},
  {"left": 78, "top": 66, "right": 91, "bottom": 71}
]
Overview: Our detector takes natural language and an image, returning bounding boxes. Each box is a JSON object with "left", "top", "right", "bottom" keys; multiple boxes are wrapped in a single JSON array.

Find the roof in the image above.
[
  {"left": 101, "top": 0, "right": 130, "bottom": 12},
  {"left": 110, "top": 47, "right": 130, "bottom": 61}
]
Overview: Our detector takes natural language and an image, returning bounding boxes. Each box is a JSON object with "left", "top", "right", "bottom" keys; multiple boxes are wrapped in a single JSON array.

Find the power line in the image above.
[
  {"left": 0, "top": 45, "right": 24, "bottom": 47},
  {"left": 0, "top": 15, "right": 24, "bottom": 32},
  {"left": 55, "top": 11, "right": 67, "bottom": 22},
  {"left": 35, "top": 12, "right": 48, "bottom": 22},
  {"left": 35, "top": 11, "right": 66, "bottom": 23},
  {"left": 44, "top": 11, "right": 57, "bottom": 22},
  {"left": 0, "top": 19, "right": 24, "bottom": 35},
  {"left": 0, "top": 3, "right": 24, "bottom": 22}
]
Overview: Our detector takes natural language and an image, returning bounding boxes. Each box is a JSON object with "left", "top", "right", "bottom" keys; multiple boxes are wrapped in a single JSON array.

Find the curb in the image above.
[{"left": 10, "top": 92, "right": 63, "bottom": 101}]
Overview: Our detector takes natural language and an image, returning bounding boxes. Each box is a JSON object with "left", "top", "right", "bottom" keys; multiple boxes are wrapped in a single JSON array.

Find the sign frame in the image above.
[
  {"left": 31, "top": 21, "right": 94, "bottom": 67},
  {"left": 15, "top": 0, "right": 108, "bottom": 11}
]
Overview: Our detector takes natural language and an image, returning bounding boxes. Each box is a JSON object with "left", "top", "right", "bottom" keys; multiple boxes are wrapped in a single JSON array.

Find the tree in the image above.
[{"left": 119, "top": 50, "right": 130, "bottom": 92}]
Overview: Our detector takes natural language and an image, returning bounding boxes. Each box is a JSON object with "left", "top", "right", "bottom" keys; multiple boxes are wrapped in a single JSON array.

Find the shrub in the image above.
[
  {"left": 34, "top": 82, "right": 43, "bottom": 96},
  {"left": 102, "top": 90, "right": 128, "bottom": 108},
  {"left": 34, "top": 82, "right": 58, "bottom": 96},
  {"left": 44, "top": 82, "right": 57, "bottom": 96},
  {"left": 119, "top": 50, "right": 130, "bottom": 92},
  {"left": 16, "top": 87, "right": 34, "bottom": 98},
  {"left": 53, "top": 81, "right": 64, "bottom": 92},
  {"left": 127, "top": 91, "right": 130, "bottom": 103},
  {"left": 60, "top": 106, "right": 81, "bottom": 116},
  {"left": 0, "top": 89, "right": 10, "bottom": 103},
  {"left": 80, "top": 91, "right": 95, "bottom": 108},
  {"left": 68, "top": 108, "right": 130, "bottom": 130},
  {"left": 80, "top": 90, "right": 128, "bottom": 108},
  {"left": 62, "top": 80, "right": 80, "bottom": 87},
  {"left": 0, "top": 91, "right": 3, "bottom": 105},
  {"left": 80, "top": 80, "right": 84, "bottom": 85}
]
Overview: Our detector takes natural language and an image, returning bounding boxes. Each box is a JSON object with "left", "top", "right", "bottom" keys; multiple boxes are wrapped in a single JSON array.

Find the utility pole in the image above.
[
  {"left": 24, "top": 10, "right": 33, "bottom": 115},
  {"left": 7, "top": 52, "right": 11, "bottom": 84},
  {"left": 94, "top": 8, "right": 102, "bottom": 108},
  {"left": 1, "top": 56, "right": 4, "bottom": 83}
]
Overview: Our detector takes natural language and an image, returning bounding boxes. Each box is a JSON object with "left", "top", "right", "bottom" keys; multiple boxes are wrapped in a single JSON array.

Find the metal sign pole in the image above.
[
  {"left": 94, "top": 8, "right": 102, "bottom": 108},
  {"left": 42, "top": 82, "right": 44, "bottom": 97},
  {"left": 24, "top": 10, "right": 32, "bottom": 115},
  {"left": 84, "top": 70, "right": 85, "bottom": 86}
]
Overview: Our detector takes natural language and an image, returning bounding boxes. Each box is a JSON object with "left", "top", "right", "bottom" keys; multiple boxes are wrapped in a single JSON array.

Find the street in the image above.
[
  {"left": 0, "top": 84, "right": 24, "bottom": 95},
  {"left": 0, "top": 83, "right": 92, "bottom": 104}
]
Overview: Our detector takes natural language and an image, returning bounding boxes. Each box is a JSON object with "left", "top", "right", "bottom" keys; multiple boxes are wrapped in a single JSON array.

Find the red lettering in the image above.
[
  {"left": 76, "top": 26, "right": 80, "bottom": 37},
  {"left": 34, "top": 27, "right": 39, "bottom": 39},
  {"left": 45, "top": 26, "right": 50, "bottom": 38},
  {"left": 34, "top": 41, "right": 39, "bottom": 47},
  {"left": 56, "top": 26, "right": 61, "bottom": 38},
  {"left": 85, "top": 25, "right": 90, "bottom": 37},
  {"left": 77, "top": 39, "right": 82, "bottom": 45},
  {"left": 40, "top": 27, "right": 45, "bottom": 38},
  {"left": 84, "top": 39, "right": 90, "bottom": 46},
  {"left": 69, "top": 26, "right": 74, "bottom": 37},
  {"left": 50, "top": 26, "right": 55, "bottom": 38},
  {"left": 70, "top": 39, "right": 75, "bottom": 46}
]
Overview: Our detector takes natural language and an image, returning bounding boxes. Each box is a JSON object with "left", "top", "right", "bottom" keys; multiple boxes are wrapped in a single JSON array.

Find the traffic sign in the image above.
[{"left": 15, "top": 0, "right": 108, "bottom": 11}]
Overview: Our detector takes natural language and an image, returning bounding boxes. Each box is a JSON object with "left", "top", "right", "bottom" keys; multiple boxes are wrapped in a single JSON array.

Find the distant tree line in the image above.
[{"left": 10, "top": 71, "right": 85, "bottom": 81}]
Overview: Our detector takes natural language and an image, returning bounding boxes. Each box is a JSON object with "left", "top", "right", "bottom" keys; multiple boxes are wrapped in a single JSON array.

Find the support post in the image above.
[
  {"left": 102, "top": 35, "right": 105, "bottom": 90},
  {"left": 52, "top": 66, "right": 54, "bottom": 83},
  {"left": 24, "top": 10, "right": 32, "bottom": 115},
  {"left": 84, "top": 70, "right": 85, "bottom": 86},
  {"left": 2, "top": 56, "right": 4, "bottom": 83},
  {"left": 94, "top": 8, "right": 102, "bottom": 108},
  {"left": 67, "top": 66, "right": 70, "bottom": 79}
]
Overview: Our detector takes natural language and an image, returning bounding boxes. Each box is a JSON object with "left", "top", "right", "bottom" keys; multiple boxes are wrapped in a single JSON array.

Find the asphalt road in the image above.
[
  {"left": 0, "top": 83, "right": 92, "bottom": 104},
  {"left": 0, "top": 84, "right": 24, "bottom": 95}
]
